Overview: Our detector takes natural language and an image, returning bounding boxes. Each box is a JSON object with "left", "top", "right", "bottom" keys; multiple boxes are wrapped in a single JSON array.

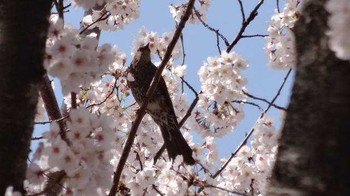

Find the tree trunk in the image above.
[
  {"left": 0, "top": 0, "right": 51, "bottom": 194},
  {"left": 266, "top": 0, "right": 350, "bottom": 195}
]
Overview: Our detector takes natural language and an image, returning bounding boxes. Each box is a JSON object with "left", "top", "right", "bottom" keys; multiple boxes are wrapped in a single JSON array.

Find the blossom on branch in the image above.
[
  {"left": 196, "top": 51, "right": 248, "bottom": 137},
  {"left": 265, "top": 0, "right": 301, "bottom": 69}
]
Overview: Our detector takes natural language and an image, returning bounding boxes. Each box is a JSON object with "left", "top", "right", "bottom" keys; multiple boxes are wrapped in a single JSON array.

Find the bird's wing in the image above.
[{"left": 155, "top": 72, "right": 180, "bottom": 127}]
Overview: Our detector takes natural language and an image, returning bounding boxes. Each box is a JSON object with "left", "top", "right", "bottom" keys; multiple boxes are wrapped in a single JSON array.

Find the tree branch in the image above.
[
  {"left": 34, "top": 115, "right": 69, "bottom": 125},
  {"left": 152, "top": 184, "right": 164, "bottom": 196},
  {"left": 179, "top": 92, "right": 199, "bottom": 127},
  {"left": 226, "top": 0, "right": 265, "bottom": 53},
  {"left": 79, "top": 11, "right": 110, "bottom": 35},
  {"left": 242, "top": 90, "right": 287, "bottom": 111},
  {"left": 232, "top": 100, "right": 263, "bottom": 111},
  {"left": 276, "top": 0, "right": 281, "bottom": 13},
  {"left": 86, "top": 80, "right": 117, "bottom": 109},
  {"left": 40, "top": 75, "right": 70, "bottom": 146},
  {"left": 241, "top": 34, "right": 268, "bottom": 38},
  {"left": 237, "top": 0, "right": 246, "bottom": 21},
  {"left": 41, "top": 0, "right": 71, "bottom": 147},
  {"left": 194, "top": 7, "right": 230, "bottom": 49}
]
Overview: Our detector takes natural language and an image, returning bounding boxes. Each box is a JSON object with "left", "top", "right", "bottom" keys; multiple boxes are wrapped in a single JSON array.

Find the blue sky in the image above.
[{"left": 34, "top": 0, "right": 293, "bottom": 158}]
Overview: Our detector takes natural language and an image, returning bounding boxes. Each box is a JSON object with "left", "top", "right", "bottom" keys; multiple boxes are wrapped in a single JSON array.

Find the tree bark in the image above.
[
  {"left": 266, "top": 0, "right": 350, "bottom": 195},
  {"left": 0, "top": 0, "right": 51, "bottom": 194}
]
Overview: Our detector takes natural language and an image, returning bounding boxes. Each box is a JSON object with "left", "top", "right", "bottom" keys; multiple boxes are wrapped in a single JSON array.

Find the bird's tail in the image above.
[{"left": 160, "top": 125, "right": 195, "bottom": 165}]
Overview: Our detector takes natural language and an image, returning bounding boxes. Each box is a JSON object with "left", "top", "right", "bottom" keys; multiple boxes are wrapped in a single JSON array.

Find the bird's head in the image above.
[{"left": 132, "top": 43, "right": 151, "bottom": 66}]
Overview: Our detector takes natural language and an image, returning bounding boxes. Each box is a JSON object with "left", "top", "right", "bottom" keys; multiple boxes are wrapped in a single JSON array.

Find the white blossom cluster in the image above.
[
  {"left": 196, "top": 51, "right": 248, "bottom": 137},
  {"left": 45, "top": 15, "right": 124, "bottom": 95},
  {"left": 78, "top": 0, "right": 140, "bottom": 30},
  {"left": 199, "top": 117, "right": 278, "bottom": 195},
  {"left": 326, "top": 0, "right": 350, "bottom": 60},
  {"left": 265, "top": 0, "right": 301, "bottom": 69},
  {"left": 125, "top": 159, "right": 195, "bottom": 195},
  {"left": 70, "top": 63, "right": 128, "bottom": 113},
  {"left": 26, "top": 117, "right": 277, "bottom": 196},
  {"left": 27, "top": 108, "right": 118, "bottom": 195},
  {"left": 114, "top": 133, "right": 223, "bottom": 195},
  {"left": 196, "top": 136, "right": 219, "bottom": 169},
  {"left": 169, "top": 0, "right": 211, "bottom": 24}
]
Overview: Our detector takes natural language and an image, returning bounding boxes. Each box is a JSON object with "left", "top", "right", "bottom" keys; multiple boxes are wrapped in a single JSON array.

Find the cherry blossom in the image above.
[
  {"left": 265, "top": 0, "right": 301, "bottom": 69},
  {"left": 196, "top": 51, "right": 248, "bottom": 137},
  {"left": 78, "top": 0, "right": 140, "bottom": 30}
]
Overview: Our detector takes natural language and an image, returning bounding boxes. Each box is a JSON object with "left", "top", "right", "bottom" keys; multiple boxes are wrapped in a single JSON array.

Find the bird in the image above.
[{"left": 127, "top": 43, "right": 195, "bottom": 165}]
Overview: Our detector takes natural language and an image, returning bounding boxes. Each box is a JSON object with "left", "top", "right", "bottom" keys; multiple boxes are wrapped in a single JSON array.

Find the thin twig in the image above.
[
  {"left": 180, "top": 77, "right": 198, "bottom": 97},
  {"left": 134, "top": 150, "right": 143, "bottom": 171},
  {"left": 32, "top": 136, "right": 44, "bottom": 140},
  {"left": 197, "top": 162, "right": 212, "bottom": 176},
  {"left": 276, "top": 0, "right": 281, "bottom": 13},
  {"left": 232, "top": 100, "right": 263, "bottom": 111},
  {"left": 63, "top": 3, "right": 71, "bottom": 10},
  {"left": 241, "top": 34, "right": 268, "bottom": 38},
  {"left": 123, "top": 102, "right": 137, "bottom": 110},
  {"left": 79, "top": 12, "right": 110, "bottom": 35},
  {"left": 263, "top": 68, "right": 292, "bottom": 112},
  {"left": 179, "top": 31, "right": 186, "bottom": 93},
  {"left": 250, "top": 178, "right": 255, "bottom": 196},
  {"left": 226, "top": 0, "right": 265, "bottom": 52},
  {"left": 242, "top": 91, "right": 286, "bottom": 111},
  {"left": 237, "top": 0, "right": 246, "bottom": 21},
  {"left": 211, "top": 68, "right": 292, "bottom": 178},
  {"left": 86, "top": 80, "right": 117, "bottom": 109},
  {"left": 194, "top": 7, "right": 230, "bottom": 47},
  {"left": 179, "top": 93, "right": 199, "bottom": 127},
  {"left": 34, "top": 115, "right": 69, "bottom": 125},
  {"left": 216, "top": 31, "right": 222, "bottom": 54},
  {"left": 152, "top": 184, "right": 164, "bottom": 196},
  {"left": 108, "top": 1, "right": 196, "bottom": 195},
  {"left": 153, "top": 145, "right": 166, "bottom": 165},
  {"left": 180, "top": 32, "right": 186, "bottom": 66}
]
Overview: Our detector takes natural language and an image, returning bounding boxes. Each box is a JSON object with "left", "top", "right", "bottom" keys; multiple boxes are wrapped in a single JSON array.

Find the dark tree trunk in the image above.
[
  {"left": 0, "top": 0, "right": 51, "bottom": 194},
  {"left": 267, "top": 0, "right": 350, "bottom": 195}
]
